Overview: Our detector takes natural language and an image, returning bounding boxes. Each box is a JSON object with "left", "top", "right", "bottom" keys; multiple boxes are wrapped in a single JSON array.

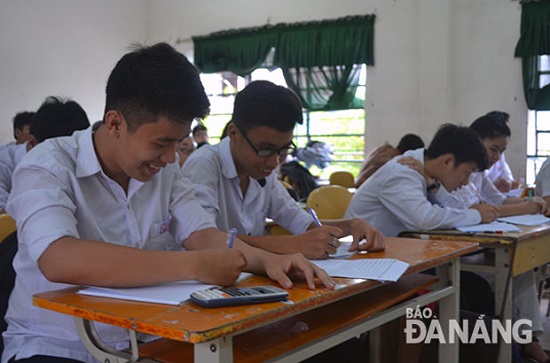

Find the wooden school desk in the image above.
[
  {"left": 33, "top": 238, "right": 478, "bottom": 363},
  {"left": 400, "top": 223, "right": 550, "bottom": 363}
]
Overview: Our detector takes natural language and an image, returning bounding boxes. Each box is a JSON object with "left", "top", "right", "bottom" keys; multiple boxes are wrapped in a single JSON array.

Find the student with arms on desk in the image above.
[
  {"left": 1, "top": 43, "right": 333, "bottom": 363},
  {"left": 345, "top": 123, "right": 498, "bottom": 237},
  {"left": 181, "top": 80, "right": 384, "bottom": 260}
]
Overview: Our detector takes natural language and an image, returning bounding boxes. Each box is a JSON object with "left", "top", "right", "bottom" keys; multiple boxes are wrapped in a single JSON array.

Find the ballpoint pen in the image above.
[
  {"left": 227, "top": 228, "right": 237, "bottom": 248},
  {"left": 307, "top": 208, "right": 339, "bottom": 247}
]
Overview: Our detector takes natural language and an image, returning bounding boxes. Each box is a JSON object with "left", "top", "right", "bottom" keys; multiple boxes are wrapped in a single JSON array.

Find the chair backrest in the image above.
[
  {"left": 306, "top": 185, "right": 353, "bottom": 219},
  {"left": 0, "top": 214, "right": 16, "bottom": 244},
  {"left": 329, "top": 171, "right": 355, "bottom": 188}
]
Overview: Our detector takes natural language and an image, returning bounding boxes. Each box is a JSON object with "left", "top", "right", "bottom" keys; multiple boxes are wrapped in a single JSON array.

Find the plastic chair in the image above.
[
  {"left": 306, "top": 185, "right": 353, "bottom": 219},
  {"left": 0, "top": 214, "right": 16, "bottom": 244},
  {"left": 329, "top": 171, "right": 355, "bottom": 188}
]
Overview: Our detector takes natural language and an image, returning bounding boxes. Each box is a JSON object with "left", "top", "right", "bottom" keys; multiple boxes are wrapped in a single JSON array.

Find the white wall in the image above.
[{"left": 0, "top": 0, "right": 528, "bottom": 177}]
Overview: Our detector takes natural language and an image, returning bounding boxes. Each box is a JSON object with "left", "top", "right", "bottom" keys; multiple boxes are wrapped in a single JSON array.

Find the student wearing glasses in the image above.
[{"left": 182, "top": 81, "right": 384, "bottom": 259}]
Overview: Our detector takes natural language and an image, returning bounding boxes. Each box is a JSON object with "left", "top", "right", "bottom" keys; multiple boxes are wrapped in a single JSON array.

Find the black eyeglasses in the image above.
[{"left": 234, "top": 123, "right": 296, "bottom": 157}]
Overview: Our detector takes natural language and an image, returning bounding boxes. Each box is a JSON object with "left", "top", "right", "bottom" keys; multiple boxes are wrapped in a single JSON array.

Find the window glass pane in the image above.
[
  {"left": 539, "top": 74, "right": 550, "bottom": 88},
  {"left": 538, "top": 132, "right": 550, "bottom": 154},
  {"left": 536, "top": 111, "right": 550, "bottom": 131},
  {"left": 540, "top": 55, "right": 550, "bottom": 71}
]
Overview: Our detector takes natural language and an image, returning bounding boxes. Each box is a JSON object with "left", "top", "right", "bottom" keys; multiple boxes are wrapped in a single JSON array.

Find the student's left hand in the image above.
[
  {"left": 263, "top": 253, "right": 335, "bottom": 290},
  {"left": 398, "top": 156, "right": 433, "bottom": 185},
  {"left": 347, "top": 218, "right": 385, "bottom": 252}
]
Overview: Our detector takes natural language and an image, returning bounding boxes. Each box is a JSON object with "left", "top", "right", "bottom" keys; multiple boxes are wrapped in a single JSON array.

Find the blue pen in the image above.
[{"left": 227, "top": 228, "right": 237, "bottom": 248}]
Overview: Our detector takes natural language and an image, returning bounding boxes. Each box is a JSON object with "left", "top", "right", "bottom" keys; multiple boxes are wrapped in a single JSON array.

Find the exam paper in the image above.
[
  {"left": 329, "top": 235, "right": 366, "bottom": 259},
  {"left": 456, "top": 221, "right": 521, "bottom": 233},
  {"left": 78, "top": 273, "right": 252, "bottom": 305},
  {"left": 312, "top": 258, "right": 409, "bottom": 282},
  {"left": 497, "top": 214, "right": 550, "bottom": 226}
]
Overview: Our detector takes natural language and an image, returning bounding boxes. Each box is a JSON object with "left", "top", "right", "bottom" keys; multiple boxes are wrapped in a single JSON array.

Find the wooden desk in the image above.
[
  {"left": 400, "top": 223, "right": 550, "bottom": 363},
  {"left": 33, "top": 238, "right": 477, "bottom": 363}
]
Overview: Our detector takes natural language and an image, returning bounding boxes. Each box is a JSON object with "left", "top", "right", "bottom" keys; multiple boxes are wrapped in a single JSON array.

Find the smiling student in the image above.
[
  {"left": 182, "top": 80, "right": 384, "bottom": 260},
  {"left": 2, "top": 44, "right": 333, "bottom": 363}
]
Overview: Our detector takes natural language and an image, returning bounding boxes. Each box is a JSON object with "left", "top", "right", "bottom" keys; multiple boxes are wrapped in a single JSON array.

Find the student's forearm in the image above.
[
  {"left": 319, "top": 219, "right": 352, "bottom": 236},
  {"left": 496, "top": 203, "right": 532, "bottom": 217},
  {"left": 38, "top": 237, "right": 216, "bottom": 287}
]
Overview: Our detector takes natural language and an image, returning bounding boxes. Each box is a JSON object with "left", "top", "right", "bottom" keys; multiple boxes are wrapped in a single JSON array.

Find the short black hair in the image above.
[
  {"left": 470, "top": 111, "right": 511, "bottom": 140},
  {"left": 12, "top": 112, "right": 35, "bottom": 140},
  {"left": 105, "top": 42, "right": 210, "bottom": 132},
  {"left": 232, "top": 80, "right": 303, "bottom": 133},
  {"left": 397, "top": 133, "right": 424, "bottom": 154},
  {"left": 30, "top": 96, "right": 90, "bottom": 143},
  {"left": 192, "top": 124, "right": 207, "bottom": 135},
  {"left": 425, "top": 123, "right": 488, "bottom": 171}
]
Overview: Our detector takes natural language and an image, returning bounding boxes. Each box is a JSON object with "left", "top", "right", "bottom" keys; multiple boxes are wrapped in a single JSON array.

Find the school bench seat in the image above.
[{"left": 135, "top": 273, "right": 438, "bottom": 362}]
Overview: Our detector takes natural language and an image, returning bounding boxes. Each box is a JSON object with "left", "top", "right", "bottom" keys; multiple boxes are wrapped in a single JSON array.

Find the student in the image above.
[
  {"left": 355, "top": 133, "right": 425, "bottom": 188},
  {"left": 2, "top": 43, "right": 332, "bottom": 363},
  {"left": 427, "top": 112, "right": 548, "bottom": 216},
  {"left": 536, "top": 156, "right": 550, "bottom": 205},
  {"left": 11, "top": 111, "right": 35, "bottom": 146},
  {"left": 182, "top": 80, "right": 384, "bottom": 260},
  {"left": 192, "top": 123, "right": 209, "bottom": 148},
  {"left": 176, "top": 135, "right": 195, "bottom": 167},
  {"left": 483, "top": 111, "right": 522, "bottom": 193},
  {"left": 345, "top": 123, "right": 499, "bottom": 237},
  {"left": 0, "top": 96, "right": 90, "bottom": 213}
]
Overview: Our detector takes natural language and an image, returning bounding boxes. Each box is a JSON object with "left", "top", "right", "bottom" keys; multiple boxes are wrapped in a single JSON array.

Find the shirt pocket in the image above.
[{"left": 148, "top": 216, "right": 180, "bottom": 251}]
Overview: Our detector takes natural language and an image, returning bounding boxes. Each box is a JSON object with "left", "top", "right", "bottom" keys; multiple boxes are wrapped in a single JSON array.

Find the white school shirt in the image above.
[
  {"left": 536, "top": 157, "right": 550, "bottom": 198},
  {"left": 486, "top": 153, "right": 514, "bottom": 182},
  {"left": 2, "top": 127, "right": 215, "bottom": 363},
  {"left": 344, "top": 148, "right": 481, "bottom": 237},
  {"left": 0, "top": 143, "right": 27, "bottom": 211},
  {"left": 433, "top": 170, "right": 506, "bottom": 208},
  {"left": 181, "top": 137, "right": 314, "bottom": 236}
]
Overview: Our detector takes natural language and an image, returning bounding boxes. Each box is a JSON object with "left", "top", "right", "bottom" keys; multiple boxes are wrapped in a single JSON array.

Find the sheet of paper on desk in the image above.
[
  {"left": 312, "top": 259, "right": 409, "bottom": 282},
  {"left": 77, "top": 273, "right": 252, "bottom": 305},
  {"left": 329, "top": 235, "right": 364, "bottom": 259},
  {"left": 497, "top": 214, "right": 550, "bottom": 226},
  {"left": 456, "top": 221, "right": 521, "bottom": 233}
]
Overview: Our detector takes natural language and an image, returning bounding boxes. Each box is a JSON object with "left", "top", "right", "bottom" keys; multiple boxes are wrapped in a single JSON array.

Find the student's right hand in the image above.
[
  {"left": 296, "top": 226, "right": 344, "bottom": 260},
  {"left": 469, "top": 203, "right": 499, "bottom": 223},
  {"left": 194, "top": 249, "right": 248, "bottom": 286}
]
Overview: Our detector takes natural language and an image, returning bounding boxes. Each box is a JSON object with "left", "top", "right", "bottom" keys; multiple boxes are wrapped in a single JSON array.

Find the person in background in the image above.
[
  {"left": 535, "top": 156, "right": 550, "bottom": 205},
  {"left": 425, "top": 112, "right": 547, "bottom": 217},
  {"left": 345, "top": 123, "right": 498, "bottom": 237},
  {"left": 12, "top": 112, "right": 35, "bottom": 146},
  {"left": 182, "top": 80, "right": 385, "bottom": 260},
  {"left": 176, "top": 135, "right": 195, "bottom": 167},
  {"left": 483, "top": 111, "right": 523, "bottom": 193},
  {"left": 354, "top": 133, "right": 424, "bottom": 188},
  {"left": 2, "top": 43, "right": 332, "bottom": 363},
  {"left": 0, "top": 96, "right": 89, "bottom": 213},
  {"left": 192, "top": 123, "right": 210, "bottom": 148}
]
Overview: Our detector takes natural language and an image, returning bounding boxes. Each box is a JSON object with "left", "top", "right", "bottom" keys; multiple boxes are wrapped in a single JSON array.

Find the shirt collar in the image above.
[
  {"left": 218, "top": 137, "right": 238, "bottom": 180},
  {"left": 75, "top": 126, "right": 103, "bottom": 178}
]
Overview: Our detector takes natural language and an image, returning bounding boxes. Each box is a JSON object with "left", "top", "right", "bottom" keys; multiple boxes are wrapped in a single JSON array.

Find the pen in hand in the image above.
[
  {"left": 227, "top": 228, "right": 237, "bottom": 248},
  {"left": 308, "top": 208, "right": 339, "bottom": 248}
]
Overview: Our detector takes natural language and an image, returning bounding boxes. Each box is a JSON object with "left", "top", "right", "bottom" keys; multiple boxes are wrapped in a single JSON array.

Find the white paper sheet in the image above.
[
  {"left": 312, "top": 258, "right": 409, "bottom": 282},
  {"left": 497, "top": 214, "right": 550, "bottom": 226},
  {"left": 456, "top": 221, "right": 521, "bottom": 233},
  {"left": 77, "top": 273, "right": 252, "bottom": 305}
]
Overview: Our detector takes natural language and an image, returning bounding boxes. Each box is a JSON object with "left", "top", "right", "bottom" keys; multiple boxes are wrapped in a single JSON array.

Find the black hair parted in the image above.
[
  {"left": 425, "top": 123, "right": 489, "bottom": 171},
  {"left": 30, "top": 96, "right": 90, "bottom": 143},
  {"left": 470, "top": 111, "right": 511, "bottom": 140},
  {"left": 105, "top": 42, "right": 210, "bottom": 132},
  {"left": 231, "top": 80, "right": 303, "bottom": 133},
  {"left": 397, "top": 133, "right": 424, "bottom": 154}
]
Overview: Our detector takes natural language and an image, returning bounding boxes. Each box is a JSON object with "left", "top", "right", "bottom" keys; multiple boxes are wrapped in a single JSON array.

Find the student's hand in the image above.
[
  {"left": 194, "top": 249, "right": 248, "bottom": 286},
  {"left": 398, "top": 156, "right": 434, "bottom": 186},
  {"left": 521, "top": 197, "right": 549, "bottom": 215},
  {"left": 511, "top": 178, "right": 523, "bottom": 190},
  {"left": 493, "top": 178, "right": 512, "bottom": 193},
  {"left": 470, "top": 203, "right": 499, "bottom": 223},
  {"left": 298, "top": 226, "right": 344, "bottom": 260},
  {"left": 263, "top": 253, "right": 335, "bottom": 290},
  {"left": 347, "top": 218, "right": 385, "bottom": 252}
]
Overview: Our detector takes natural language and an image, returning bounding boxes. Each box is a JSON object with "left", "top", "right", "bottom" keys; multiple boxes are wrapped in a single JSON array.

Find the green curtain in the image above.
[
  {"left": 192, "top": 15, "right": 375, "bottom": 111},
  {"left": 515, "top": 0, "right": 550, "bottom": 109}
]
